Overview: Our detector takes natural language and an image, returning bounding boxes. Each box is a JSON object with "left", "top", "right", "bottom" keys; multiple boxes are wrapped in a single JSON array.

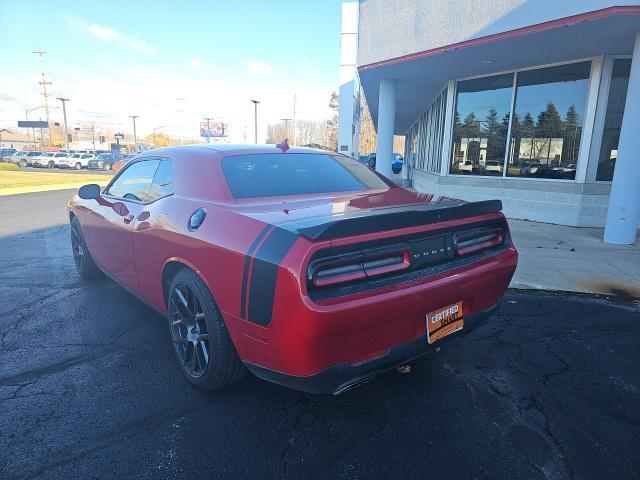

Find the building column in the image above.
[
  {"left": 337, "top": 2, "right": 359, "bottom": 157},
  {"left": 375, "top": 79, "right": 396, "bottom": 178},
  {"left": 604, "top": 31, "right": 640, "bottom": 244}
]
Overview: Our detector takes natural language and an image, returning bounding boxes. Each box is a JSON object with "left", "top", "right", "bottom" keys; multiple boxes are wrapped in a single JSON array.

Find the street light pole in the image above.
[
  {"left": 56, "top": 97, "right": 70, "bottom": 151},
  {"left": 129, "top": 115, "right": 139, "bottom": 152},
  {"left": 281, "top": 118, "right": 292, "bottom": 141},
  {"left": 250, "top": 99, "right": 260, "bottom": 144}
]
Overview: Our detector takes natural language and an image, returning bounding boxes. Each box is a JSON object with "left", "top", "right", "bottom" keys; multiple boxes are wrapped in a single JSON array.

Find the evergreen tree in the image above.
[{"left": 563, "top": 105, "right": 581, "bottom": 164}]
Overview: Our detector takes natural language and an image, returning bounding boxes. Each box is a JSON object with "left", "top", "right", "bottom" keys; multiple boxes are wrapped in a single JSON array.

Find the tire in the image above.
[
  {"left": 19, "top": 160, "right": 27, "bottom": 168},
  {"left": 104, "top": 163, "right": 111, "bottom": 171},
  {"left": 47, "top": 161, "right": 54, "bottom": 169},
  {"left": 70, "top": 216, "right": 100, "bottom": 280},
  {"left": 168, "top": 268, "right": 246, "bottom": 390},
  {"left": 75, "top": 162, "right": 82, "bottom": 170}
]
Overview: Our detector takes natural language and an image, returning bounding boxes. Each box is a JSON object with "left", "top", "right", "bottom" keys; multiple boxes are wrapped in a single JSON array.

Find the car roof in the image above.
[{"left": 139, "top": 143, "right": 335, "bottom": 159}]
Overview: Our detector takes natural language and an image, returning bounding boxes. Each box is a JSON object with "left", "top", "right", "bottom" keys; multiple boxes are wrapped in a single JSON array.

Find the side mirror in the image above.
[{"left": 78, "top": 183, "right": 101, "bottom": 200}]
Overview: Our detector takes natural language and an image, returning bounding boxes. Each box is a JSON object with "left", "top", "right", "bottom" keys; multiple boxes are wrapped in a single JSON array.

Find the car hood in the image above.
[{"left": 227, "top": 187, "right": 501, "bottom": 240}]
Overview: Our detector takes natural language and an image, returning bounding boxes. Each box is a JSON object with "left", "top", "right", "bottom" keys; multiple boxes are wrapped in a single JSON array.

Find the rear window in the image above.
[{"left": 221, "top": 153, "right": 389, "bottom": 199}]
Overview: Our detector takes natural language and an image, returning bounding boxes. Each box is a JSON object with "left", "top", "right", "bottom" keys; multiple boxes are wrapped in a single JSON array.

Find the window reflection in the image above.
[
  {"left": 450, "top": 74, "right": 513, "bottom": 176},
  {"left": 507, "top": 62, "right": 591, "bottom": 180},
  {"left": 597, "top": 59, "right": 631, "bottom": 181}
]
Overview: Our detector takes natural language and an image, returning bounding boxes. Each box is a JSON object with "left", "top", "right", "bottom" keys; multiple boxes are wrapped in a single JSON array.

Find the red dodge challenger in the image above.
[{"left": 68, "top": 144, "right": 517, "bottom": 394}]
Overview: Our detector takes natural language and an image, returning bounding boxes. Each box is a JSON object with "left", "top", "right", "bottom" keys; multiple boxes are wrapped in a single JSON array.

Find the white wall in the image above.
[{"left": 358, "top": 0, "right": 640, "bottom": 66}]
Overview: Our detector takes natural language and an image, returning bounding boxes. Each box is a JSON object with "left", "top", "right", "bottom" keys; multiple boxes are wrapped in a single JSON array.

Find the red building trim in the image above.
[{"left": 358, "top": 6, "right": 640, "bottom": 72}]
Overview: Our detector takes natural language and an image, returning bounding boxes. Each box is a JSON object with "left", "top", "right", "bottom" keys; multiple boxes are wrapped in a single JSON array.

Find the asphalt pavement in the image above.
[{"left": 1, "top": 190, "right": 639, "bottom": 480}]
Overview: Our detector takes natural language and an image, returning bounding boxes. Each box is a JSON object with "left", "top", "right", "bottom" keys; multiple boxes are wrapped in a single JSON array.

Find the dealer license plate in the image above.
[{"left": 426, "top": 301, "right": 464, "bottom": 344}]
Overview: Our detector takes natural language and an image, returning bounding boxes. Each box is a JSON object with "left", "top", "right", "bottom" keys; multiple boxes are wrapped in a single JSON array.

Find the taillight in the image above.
[
  {"left": 311, "top": 251, "right": 410, "bottom": 287},
  {"left": 454, "top": 227, "right": 504, "bottom": 256}
]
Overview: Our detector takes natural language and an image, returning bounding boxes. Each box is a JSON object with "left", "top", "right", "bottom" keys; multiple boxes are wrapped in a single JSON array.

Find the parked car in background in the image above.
[
  {"left": 392, "top": 154, "right": 404, "bottom": 174},
  {"left": 365, "top": 153, "right": 403, "bottom": 174},
  {"left": 31, "top": 152, "right": 58, "bottom": 168},
  {"left": 0, "top": 148, "right": 17, "bottom": 162},
  {"left": 58, "top": 153, "right": 95, "bottom": 170},
  {"left": 88, "top": 152, "right": 124, "bottom": 171},
  {"left": 68, "top": 144, "right": 517, "bottom": 394},
  {"left": 484, "top": 160, "right": 503, "bottom": 175},
  {"left": 9, "top": 151, "right": 28, "bottom": 166},
  {"left": 11, "top": 151, "right": 43, "bottom": 167}
]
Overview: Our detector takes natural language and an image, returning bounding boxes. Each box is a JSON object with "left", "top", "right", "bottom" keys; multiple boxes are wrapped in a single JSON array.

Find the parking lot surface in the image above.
[{"left": 1, "top": 190, "right": 639, "bottom": 479}]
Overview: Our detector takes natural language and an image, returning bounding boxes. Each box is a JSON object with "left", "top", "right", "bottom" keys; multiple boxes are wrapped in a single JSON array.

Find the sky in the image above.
[{"left": 0, "top": 0, "right": 347, "bottom": 142}]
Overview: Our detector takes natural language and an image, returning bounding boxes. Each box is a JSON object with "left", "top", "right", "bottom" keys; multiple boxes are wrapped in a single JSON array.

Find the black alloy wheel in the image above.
[
  {"left": 70, "top": 217, "right": 100, "bottom": 279},
  {"left": 169, "top": 282, "right": 211, "bottom": 379},
  {"left": 167, "top": 268, "right": 246, "bottom": 390}
]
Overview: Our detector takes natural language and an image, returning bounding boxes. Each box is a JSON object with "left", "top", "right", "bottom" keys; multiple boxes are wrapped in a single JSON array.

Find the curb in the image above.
[{"left": 0, "top": 182, "right": 110, "bottom": 197}]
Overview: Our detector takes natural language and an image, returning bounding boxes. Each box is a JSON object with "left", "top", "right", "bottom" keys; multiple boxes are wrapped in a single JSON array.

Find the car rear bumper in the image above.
[{"left": 244, "top": 301, "right": 501, "bottom": 394}]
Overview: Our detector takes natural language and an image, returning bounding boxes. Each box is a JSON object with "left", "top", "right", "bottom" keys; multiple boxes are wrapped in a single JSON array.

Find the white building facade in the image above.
[{"left": 351, "top": 0, "right": 640, "bottom": 243}]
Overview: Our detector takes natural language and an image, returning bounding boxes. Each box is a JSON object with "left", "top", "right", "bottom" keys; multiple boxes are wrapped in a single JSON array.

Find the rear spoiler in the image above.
[{"left": 295, "top": 200, "right": 503, "bottom": 241}]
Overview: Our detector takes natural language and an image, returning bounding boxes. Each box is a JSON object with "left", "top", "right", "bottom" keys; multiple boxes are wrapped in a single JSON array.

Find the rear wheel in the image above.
[
  {"left": 70, "top": 217, "right": 100, "bottom": 280},
  {"left": 19, "top": 160, "right": 27, "bottom": 168},
  {"left": 75, "top": 162, "right": 82, "bottom": 170},
  {"left": 47, "top": 161, "right": 54, "bottom": 169},
  {"left": 168, "top": 268, "right": 246, "bottom": 390},
  {"left": 103, "top": 162, "right": 111, "bottom": 171}
]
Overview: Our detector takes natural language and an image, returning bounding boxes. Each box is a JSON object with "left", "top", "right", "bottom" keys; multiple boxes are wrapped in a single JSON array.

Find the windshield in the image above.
[
  {"left": 221, "top": 153, "right": 389, "bottom": 199},
  {"left": 97, "top": 153, "right": 111, "bottom": 159}
]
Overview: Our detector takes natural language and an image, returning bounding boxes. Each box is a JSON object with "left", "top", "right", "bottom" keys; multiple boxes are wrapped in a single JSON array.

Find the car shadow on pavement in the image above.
[{"left": 1, "top": 225, "right": 639, "bottom": 480}]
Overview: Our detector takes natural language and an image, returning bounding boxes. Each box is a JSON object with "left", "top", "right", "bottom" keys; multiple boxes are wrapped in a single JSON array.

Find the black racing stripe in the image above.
[
  {"left": 247, "top": 227, "right": 299, "bottom": 326},
  {"left": 240, "top": 224, "right": 274, "bottom": 319}
]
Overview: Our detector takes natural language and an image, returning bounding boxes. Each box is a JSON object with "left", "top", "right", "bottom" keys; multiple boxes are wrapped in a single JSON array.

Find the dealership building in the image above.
[{"left": 339, "top": 1, "right": 640, "bottom": 244}]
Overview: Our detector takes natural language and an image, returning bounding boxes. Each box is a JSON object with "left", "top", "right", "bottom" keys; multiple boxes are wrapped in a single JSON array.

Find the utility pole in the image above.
[
  {"left": 129, "top": 115, "right": 139, "bottom": 152},
  {"left": 250, "top": 100, "right": 260, "bottom": 144},
  {"left": 57, "top": 97, "right": 70, "bottom": 152},
  {"left": 292, "top": 94, "right": 297, "bottom": 146},
  {"left": 33, "top": 50, "right": 52, "bottom": 145},
  {"left": 202, "top": 117, "right": 213, "bottom": 144},
  {"left": 281, "top": 118, "right": 292, "bottom": 141}
]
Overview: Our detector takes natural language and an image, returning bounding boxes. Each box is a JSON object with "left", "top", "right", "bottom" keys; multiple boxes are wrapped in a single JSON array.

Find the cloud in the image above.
[
  {"left": 187, "top": 57, "right": 215, "bottom": 72},
  {"left": 65, "top": 16, "right": 156, "bottom": 54},
  {"left": 247, "top": 60, "right": 273, "bottom": 77},
  {"left": 0, "top": 92, "right": 18, "bottom": 102}
]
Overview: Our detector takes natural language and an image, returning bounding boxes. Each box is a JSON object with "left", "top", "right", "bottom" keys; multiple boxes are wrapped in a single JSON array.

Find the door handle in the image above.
[{"left": 123, "top": 214, "right": 134, "bottom": 224}]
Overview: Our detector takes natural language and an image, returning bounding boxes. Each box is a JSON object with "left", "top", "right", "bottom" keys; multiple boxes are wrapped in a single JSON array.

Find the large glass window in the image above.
[
  {"left": 449, "top": 61, "right": 592, "bottom": 180},
  {"left": 507, "top": 62, "right": 591, "bottom": 180},
  {"left": 596, "top": 59, "right": 631, "bottom": 181},
  {"left": 450, "top": 74, "right": 513, "bottom": 176}
]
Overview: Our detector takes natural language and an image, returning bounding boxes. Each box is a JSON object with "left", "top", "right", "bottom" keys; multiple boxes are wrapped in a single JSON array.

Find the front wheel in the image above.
[
  {"left": 19, "top": 160, "right": 27, "bottom": 168},
  {"left": 70, "top": 217, "right": 100, "bottom": 280},
  {"left": 168, "top": 268, "right": 246, "bottom": 390},
  {"left": 75, "top": 162, "right": 82, "bottom": 170},
  {"left": 47, "top": 161, "right": 55, "bottom": 169},
  {"left": 103, "top": 163, "right": 111, "bottom": 171}
]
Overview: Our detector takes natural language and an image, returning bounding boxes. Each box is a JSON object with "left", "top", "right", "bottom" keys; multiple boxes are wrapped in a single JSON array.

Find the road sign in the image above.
[
  {"left": 114, "top": 133, "right": 125, "bottom": 140},
  {"left": 18, "top": 120, "right": 48, "bottom": 128}
]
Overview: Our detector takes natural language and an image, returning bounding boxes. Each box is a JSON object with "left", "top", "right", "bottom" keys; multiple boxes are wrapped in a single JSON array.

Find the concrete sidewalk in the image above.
[{"left": 509, "top": 219, "right": 640, "bottom": 298}]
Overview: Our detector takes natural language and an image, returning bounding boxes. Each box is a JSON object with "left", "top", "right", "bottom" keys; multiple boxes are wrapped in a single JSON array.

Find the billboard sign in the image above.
[
  {"left": 18, "top": 120, "right": 48, "bottom": 128},
  {"left": 200, "top": 121, "right": 224, "bottom": 138}
]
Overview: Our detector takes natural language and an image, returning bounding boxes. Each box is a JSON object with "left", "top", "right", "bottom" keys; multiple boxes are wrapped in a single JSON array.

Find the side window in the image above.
[
  {"left": 106, "top": 160, "right": 160, "bottom": 203},
  {"left": 149, "top": 159, "right": 175, "bottom": 201}
]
